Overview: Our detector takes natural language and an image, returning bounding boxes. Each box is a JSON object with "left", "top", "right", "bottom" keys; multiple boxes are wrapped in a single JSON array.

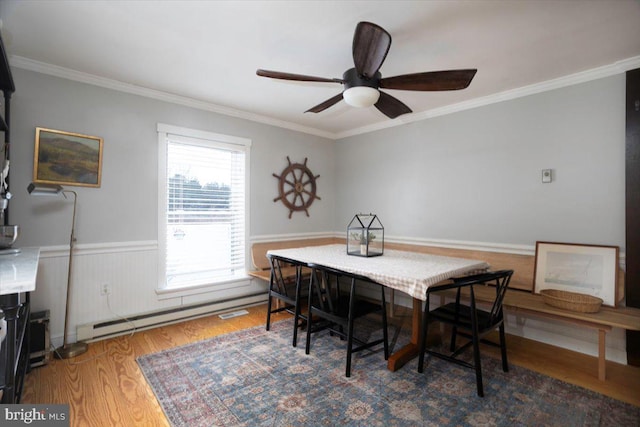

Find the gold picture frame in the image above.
[{"left": 33, "top": 127, "right": 103, "bottom": 187}]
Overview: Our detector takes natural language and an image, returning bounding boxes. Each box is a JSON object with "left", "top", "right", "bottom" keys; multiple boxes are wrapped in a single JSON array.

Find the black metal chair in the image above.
[
  {"left": 417, "top": 269, "right": 513, "bottom": 397},
  {"left": 305, "top": 263, "right": 389, "bottom": 377},
  {"left": 265, "top": 254, "right": 312, "bottom": 347}
]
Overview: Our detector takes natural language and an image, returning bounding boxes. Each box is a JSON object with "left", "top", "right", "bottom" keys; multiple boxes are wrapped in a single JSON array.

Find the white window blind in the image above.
[{"left": 158, "top": 125, "right": 250, "bottom": 290}]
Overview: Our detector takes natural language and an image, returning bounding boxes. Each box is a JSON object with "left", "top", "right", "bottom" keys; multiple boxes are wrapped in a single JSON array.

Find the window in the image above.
[{"left": 157, "top": 124, "right": 250, "bottom": 292}]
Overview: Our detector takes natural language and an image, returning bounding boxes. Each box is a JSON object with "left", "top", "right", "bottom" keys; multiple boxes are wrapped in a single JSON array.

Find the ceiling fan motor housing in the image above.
[{"left": 343, "top": 67, "right": 381, "bottom": 90}]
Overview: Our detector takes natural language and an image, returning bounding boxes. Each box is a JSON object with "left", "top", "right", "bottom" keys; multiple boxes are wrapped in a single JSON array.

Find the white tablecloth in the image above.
[{"left": 267, "top": 244, "right": 489, "bottom": 301}]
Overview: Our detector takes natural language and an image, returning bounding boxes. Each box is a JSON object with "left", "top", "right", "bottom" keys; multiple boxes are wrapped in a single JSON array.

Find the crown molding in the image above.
[
  {"left": 11, "top": 54, "right": 640, "bottom": 141},
  {"left": 335, "top": 55, "right": 640, "bottom": 139},
  {"left": 9, "top": 55, "right": 336, "bottom": 140}
]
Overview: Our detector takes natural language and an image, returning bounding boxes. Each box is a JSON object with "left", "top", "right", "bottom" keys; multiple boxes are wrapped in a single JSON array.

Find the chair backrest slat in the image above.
[
  {"left": 488, "top": 270, "right": 512, "bottom": 323},
  {"left": 268, "top": 254, "right": 306, "bottom": 297},
  {"left": 453, "top": 269, "right": 514, "bottom": 323}
]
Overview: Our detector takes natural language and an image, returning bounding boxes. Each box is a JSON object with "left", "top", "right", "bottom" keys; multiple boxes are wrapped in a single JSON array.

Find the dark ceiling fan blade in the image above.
[
  {"left": 352, "top": 22, "right": 391, "bottom": 78},
  {"left": 305, "top": 93, "right": 344, "bottom": 113},
  {"left": 380, "top": 69, "right": 477, "bottom": 91},
  {"left": 375, "top": 91, "right": 412, "bottom": 119},
  {"left": 257, "top": 69, "right": 343, "bottom": 83}
]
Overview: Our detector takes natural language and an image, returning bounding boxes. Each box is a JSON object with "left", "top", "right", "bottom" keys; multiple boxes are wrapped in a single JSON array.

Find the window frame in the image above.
[{"left": 156, "top": 123, "right": 251, "bottom": 298}]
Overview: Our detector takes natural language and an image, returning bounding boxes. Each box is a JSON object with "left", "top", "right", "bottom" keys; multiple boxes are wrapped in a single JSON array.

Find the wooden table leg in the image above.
[
  {"left": 598, "top": 329, "right": 606, "bottom": 381},
  {"left": 387, "top": 297, "right": 422, "bottom": 371}
]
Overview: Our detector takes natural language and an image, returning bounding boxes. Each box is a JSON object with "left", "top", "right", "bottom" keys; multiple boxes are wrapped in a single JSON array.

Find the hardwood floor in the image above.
[{"left": 22, "top": 304, "right": 640, "bottom": 426}]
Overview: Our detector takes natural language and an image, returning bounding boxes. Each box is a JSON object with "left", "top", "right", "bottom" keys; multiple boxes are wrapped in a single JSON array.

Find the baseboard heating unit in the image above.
[{"left": 77, "top": 294, "right": 266, "bottom": 342}]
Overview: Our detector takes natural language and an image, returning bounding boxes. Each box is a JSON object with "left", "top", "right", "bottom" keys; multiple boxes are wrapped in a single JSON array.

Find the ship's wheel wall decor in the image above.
[{"left": 273, "top": 156, "right": 320, "bottom": 219}]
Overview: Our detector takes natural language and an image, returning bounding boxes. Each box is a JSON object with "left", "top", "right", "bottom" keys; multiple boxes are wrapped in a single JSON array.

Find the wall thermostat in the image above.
[{"left": 542, "top": 169, "right": 552, "bottom": 183}]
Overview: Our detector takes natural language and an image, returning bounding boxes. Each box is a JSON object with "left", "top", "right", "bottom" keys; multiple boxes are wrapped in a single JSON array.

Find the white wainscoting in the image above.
[{"left": 31, "top": 241, "right": 268, "bottom": 347}]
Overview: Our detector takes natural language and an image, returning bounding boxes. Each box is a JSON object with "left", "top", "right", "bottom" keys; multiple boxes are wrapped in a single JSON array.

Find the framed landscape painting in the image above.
[
  {"left": 533, "top": 241, "right": 619, "bottom": 307},
  {"left": 33, "top": 127, "right": 103, "bottom": 187}
]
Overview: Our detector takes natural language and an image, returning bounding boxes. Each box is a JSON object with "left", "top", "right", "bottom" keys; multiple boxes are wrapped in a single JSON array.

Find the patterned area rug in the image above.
[{"left": 137, "top": 318, "right": 639, "bottom": 426}]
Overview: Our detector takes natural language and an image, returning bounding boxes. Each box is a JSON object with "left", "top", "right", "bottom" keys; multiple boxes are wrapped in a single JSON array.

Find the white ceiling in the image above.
[{"left": 1, "top": 1, "right": 640, "bottom": 139}]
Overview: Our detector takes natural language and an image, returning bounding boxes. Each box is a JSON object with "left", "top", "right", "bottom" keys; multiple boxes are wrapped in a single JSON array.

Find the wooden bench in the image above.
[
  {"left": 440, "top": 285, "right": 640, "bottom": 381},
  {"left": 248, "top": 238, "right": 534, "bottom": 290},
  {"left": 384, "top": 242, "right": 640, "bottom": 381},
  {"left": 247, "top": 237, "right": 339, "bottom": 283}
]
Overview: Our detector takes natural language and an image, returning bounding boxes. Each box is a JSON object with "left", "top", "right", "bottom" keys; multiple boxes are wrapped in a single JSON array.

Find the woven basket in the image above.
[{"left": 540, "top": 289, "right": 603, "bottom": 313}]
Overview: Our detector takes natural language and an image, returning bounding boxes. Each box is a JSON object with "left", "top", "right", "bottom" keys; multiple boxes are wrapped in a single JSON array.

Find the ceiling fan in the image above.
[{"left": 256, "top": 21, "right": 477, "bottom": 119}]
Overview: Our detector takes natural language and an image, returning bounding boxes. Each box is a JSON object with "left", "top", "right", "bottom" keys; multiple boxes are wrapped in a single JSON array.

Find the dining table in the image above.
[{"left": 266, "top": 243, "right": 490, "bottom": 371}]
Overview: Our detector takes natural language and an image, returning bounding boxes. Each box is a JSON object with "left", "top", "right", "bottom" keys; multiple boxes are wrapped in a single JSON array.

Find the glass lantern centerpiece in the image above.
[{"left": 347, "top": 213, "right": 384, "bottom": 257}]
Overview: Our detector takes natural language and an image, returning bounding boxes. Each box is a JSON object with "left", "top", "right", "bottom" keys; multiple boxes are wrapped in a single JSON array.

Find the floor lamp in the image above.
[{"left": 27, "top": 182, "right": 88, "bottom": 359}]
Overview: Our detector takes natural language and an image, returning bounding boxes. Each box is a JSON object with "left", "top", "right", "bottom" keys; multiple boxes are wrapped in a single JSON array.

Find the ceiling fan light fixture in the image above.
[{"left": 343, "top": 86, "right": 380, "bottom": 108}]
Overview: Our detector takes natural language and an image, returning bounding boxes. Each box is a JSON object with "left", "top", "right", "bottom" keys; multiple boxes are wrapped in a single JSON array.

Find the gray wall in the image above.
[
  {"left": 335, "top": 75, "right": 625, "bottom": 250},
  {"left": 9, "top": 68, "right": 336, "bottom": 248},
  {"left": 11, "top": 69, "right": 625, "bottom": 251}
]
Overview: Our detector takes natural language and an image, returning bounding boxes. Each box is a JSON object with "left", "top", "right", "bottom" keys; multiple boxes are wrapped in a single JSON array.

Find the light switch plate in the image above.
[{"left": 542, "top": 169, "right": 552, "bottom": 183}]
